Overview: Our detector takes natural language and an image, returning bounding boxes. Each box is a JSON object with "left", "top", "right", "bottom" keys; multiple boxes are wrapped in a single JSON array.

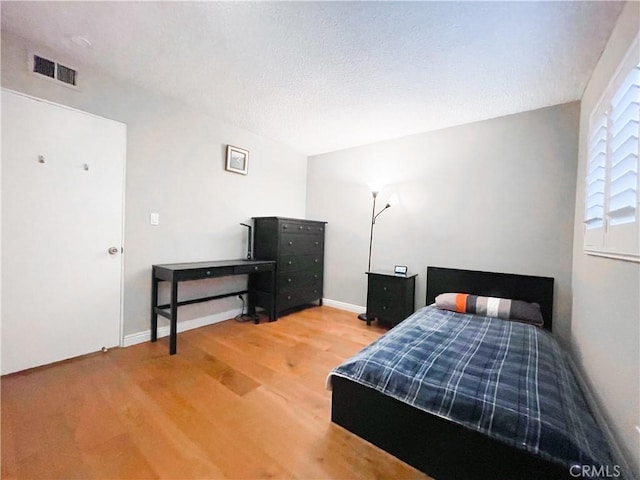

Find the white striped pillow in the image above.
[{"left": 435, "top": 293, "right": 544, "bottom": 327}]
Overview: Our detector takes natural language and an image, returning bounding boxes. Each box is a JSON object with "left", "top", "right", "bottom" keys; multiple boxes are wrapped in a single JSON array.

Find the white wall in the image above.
[
  {"left": 571, "top": 3, "right": 640, "bottom": 476},
  {"left": 307, "top": 102, "right": 579, "bottom": 343},
  {"left": 1, "top": 31, "right": 308, "bottom": 339}
]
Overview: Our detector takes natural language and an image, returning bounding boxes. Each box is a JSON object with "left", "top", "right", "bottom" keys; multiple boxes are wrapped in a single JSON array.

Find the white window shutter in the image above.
[
  {"left": 607, "top": 65, "right": 639, "bottom": 226},
  {"left": 585, "top": 113, "right": 607, "bottom": 229},
  {"left": 605, "top": 63, "right": 639, "bottom": 258},
  {"left": 584, "top": 35, "right": 640, "bottom": 262},
  {"left": 584, "top": 112, "right": 607, "bottom": 249}
]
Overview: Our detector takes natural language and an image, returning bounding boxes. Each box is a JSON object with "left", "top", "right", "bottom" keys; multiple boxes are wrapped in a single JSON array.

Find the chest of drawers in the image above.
[{"left": 251, "top": 217, "right": 327, "bottom": 318}]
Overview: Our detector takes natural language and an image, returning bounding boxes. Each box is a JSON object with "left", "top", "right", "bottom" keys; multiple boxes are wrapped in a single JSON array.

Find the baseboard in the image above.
[
  {"left": 123, "top": 307, "right": 242, "bottom": 347},
  {"left": 322, "top": 298, "right": 365, "bottom": 314},
  {"left": 567, "top": 355, "right": 635, "bottom": 478}
]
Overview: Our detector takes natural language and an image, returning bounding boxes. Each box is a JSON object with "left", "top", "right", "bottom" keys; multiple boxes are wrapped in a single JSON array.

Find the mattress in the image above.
[{"left": 327, "top": 306, "right": 614, "bottom": 472}]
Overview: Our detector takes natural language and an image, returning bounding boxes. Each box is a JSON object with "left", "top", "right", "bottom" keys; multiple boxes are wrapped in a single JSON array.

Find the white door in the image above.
[{"left": 1, "top": 89, "right": 126, "bottom": 374}]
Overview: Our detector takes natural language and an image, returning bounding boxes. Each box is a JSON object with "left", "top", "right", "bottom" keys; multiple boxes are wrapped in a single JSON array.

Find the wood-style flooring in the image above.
[{"left": 1, "top": 306, "right": 430, "bottom": 479}]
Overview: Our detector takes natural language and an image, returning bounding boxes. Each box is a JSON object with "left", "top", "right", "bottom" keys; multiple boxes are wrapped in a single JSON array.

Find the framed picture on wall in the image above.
[{"left": 225, "top": 145, "right": 249, "bottom": 175}]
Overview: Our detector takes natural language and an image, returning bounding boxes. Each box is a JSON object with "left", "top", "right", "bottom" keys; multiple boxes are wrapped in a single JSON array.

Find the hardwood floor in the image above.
[{"left": 1, "top": 306, "right": 431, "bottom": 479}]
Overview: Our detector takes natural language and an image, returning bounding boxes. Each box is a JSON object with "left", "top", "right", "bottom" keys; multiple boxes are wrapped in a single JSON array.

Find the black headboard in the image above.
[{"left": 426, "top": 266, "right": 555, "bottom": 332}]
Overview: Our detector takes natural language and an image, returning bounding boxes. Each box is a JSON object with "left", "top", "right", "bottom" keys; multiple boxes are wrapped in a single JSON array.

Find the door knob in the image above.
[{"left": 108, "top": 247, "right": 119, "bottom": 255}]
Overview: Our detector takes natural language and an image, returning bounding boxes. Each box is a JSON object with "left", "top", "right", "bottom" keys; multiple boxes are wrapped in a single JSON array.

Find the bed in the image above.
[{"left": 327, "top": 267, "right": 615, "bottom": 480}]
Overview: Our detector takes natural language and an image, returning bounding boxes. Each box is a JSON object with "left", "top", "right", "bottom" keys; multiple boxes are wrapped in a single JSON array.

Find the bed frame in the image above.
[{"left": 331, "top": 266, "right": 570, "bottom": 480}]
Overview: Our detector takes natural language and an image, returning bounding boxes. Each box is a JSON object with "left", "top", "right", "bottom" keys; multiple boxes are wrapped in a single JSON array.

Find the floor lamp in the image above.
[{"left": 358, "top": 188, "right": 392, "bottom": 321}]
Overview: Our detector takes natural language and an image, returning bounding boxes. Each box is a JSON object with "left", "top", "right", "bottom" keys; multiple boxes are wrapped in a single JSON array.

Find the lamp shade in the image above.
[{"left": 368, "top": 183, "right": 383, "bottom": 196}]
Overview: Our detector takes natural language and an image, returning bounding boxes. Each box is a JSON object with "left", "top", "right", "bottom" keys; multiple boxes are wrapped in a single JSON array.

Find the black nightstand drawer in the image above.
[
  {"left": 367, "top": 300, "right": 406, "bottom": 323},
  {"left": 368, "top": 275, "right": 403, "bottom": 298}
]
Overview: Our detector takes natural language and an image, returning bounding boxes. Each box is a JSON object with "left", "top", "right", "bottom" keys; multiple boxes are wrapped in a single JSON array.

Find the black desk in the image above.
[{"left": 151, "top": 259, "right": 276, "bottom": 355}]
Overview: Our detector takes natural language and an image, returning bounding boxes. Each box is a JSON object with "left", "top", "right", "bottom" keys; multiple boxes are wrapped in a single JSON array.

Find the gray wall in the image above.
[
  {"left": 571, "top": 2, "right": 640, "bottom": 476},
  {"left": 1, "top": 31, "right": 308, "bottom": 338},
  {"left": 307, "top": 103, "right": 579, "bottom": 344}
]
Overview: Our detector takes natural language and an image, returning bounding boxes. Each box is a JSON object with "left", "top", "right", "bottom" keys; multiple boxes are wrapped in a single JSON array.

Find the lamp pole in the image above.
[
  {"left": 359, "top": 190, "right": 392, "bottom": 322},
  {"left": 367, "top": 191, "right": 378, "bottom": 272}
]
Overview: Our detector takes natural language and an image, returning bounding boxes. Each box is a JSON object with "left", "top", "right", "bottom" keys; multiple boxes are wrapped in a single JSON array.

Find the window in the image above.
[{"left": 584, "top": 36, "right": 639, "bottom": 262}]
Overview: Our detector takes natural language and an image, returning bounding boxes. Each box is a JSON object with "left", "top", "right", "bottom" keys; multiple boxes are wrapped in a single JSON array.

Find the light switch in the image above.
[{"left": 150, "top": 212, "right": 160, "bottom": 226}]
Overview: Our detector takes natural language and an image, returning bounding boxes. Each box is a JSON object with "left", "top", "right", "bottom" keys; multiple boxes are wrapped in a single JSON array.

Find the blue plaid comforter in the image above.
[{"left": 328, "top": 306, "right": 614, "bottom": 472}]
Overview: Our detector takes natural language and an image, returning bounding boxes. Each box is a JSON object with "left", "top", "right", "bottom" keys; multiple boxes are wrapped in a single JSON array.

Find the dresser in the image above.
[
  {"left": 251, "top": 217, "right": 327, "bottom": 318},
  {"left": 365, "top": 271, "right": 417, "bottom": 327}
]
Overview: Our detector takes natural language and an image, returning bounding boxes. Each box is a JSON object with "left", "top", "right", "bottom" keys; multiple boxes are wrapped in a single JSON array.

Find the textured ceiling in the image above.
[{"left": 1, "top": 1, "right": 625, "bottom": 155}]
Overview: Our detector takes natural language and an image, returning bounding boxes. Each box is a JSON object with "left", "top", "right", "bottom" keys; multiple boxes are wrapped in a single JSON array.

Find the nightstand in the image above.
[{"left": 365, "top": 271, "right": 417, "bottom": 327}]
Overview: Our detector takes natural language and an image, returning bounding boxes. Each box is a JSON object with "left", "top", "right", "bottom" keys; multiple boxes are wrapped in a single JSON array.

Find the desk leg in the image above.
[
  {"left": 170, "top": 280, "right": 178, "bottom": 355},
  {"left": 247, "top": 286, "right": 259, "bottom": 325},
  {"left": 151, "top": 269, "right": 159, "bottom": 342}
]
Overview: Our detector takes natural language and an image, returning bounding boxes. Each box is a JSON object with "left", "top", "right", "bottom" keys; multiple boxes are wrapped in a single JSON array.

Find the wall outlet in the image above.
[{"left": 150, "top": 212, "right": 159, "bottom": 226}]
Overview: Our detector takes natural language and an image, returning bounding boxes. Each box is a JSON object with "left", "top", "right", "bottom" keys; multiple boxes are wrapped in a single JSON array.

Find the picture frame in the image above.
[{"left": 225, "top": 145, "right": 249, "bottom": 175}]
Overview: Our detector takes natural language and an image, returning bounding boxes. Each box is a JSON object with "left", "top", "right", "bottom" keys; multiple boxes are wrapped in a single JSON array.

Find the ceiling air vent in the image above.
[
  {"left": 31, "top": 54, "right": 78, "bottom": 88},
  {"left": 32, "top": 55, "right": 55, "bottom": 79},
  {"left": 56, "top": 63, "right": 77, "bottom": 86}
]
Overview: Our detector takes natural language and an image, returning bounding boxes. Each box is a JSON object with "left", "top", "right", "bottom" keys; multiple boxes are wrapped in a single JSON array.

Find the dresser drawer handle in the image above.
[
  {"left": 206, "top": 271, "right": 211, "bottom": 276},
  {"left": 283, "top": 224, "right": 288, "bottom": 230},
  {"left": 254, "top": 266, "right": 259, "bottom": 271},
  {"left": 287, "top": 295, "right": 292, "bottom": 300},
  {"left": 314, "top": 241, "right": 319, "bottom": 245},
  {"left": 287, "top": 278, "right": 292, "bottom": 283},
  {"left": 288, "top": 261, "right": 293, "bottom": 266},
  {"left": 313, "top": 274, "right": 318, "bottom": 279},
  {"left": 382, "top": 305, "right": 388, "bottom": 310},
  {"left": 288, "top": 241, "right": 293, "bottom": 246},
  {"left": 306, "top": 226, "right": 311, "bottom": 231},
  {"left": 298, "top": 226, "right": 304, "bottom": 230},
  {"left": 383, "top": 286, "right": 387, "bottom": 291},
  {"left": 314, "top": 259, "right": 319, "bottom": 263}
]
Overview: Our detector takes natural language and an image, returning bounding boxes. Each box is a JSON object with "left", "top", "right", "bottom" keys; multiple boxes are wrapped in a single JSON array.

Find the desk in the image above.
[{"left": 151, "top": 259, "right": 276, "bottom": 355}]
